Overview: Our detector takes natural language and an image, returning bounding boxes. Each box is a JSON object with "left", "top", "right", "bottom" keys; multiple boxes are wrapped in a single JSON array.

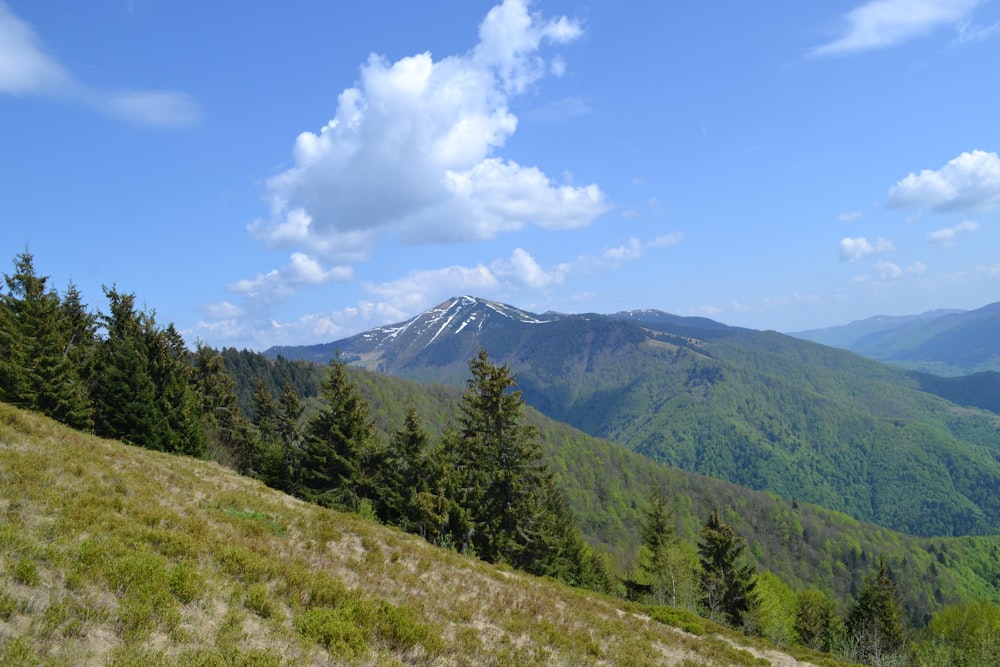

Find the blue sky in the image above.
[{"left": 3, "top": 0, "right": 999, "bottom": 350}]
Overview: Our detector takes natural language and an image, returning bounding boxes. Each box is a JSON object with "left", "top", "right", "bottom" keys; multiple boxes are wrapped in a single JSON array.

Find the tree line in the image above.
[{"left": 3, "top": 249, "right": 1000, "bottom": 665}]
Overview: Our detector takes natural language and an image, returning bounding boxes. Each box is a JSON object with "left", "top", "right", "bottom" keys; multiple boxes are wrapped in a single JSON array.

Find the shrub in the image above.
[
  {"left": 296, "top": 606, "right": 367, "bottom": 658},
  {"left": 13, "top": 558, "right": 40, "bottom": 587}
]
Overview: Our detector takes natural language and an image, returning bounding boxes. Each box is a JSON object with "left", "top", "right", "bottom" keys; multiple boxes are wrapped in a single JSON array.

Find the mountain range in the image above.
[
  {"left": 791, "top": 302, "right": 1000, "bottom": 375},
  {"left": 266, "top": 296, "right": 1000, "bottom": 540}
]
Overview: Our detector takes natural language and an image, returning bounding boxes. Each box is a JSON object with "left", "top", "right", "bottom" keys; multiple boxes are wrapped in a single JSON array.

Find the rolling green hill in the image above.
[
  {"left": 223, "top": 355, "right": 1000, "bottom": 627},
  {"left": 265, "top": 297, "right": 1000, "bottom": 540},
  {"left": 0, "top": 401, "right": 850, "bottom": 667},
  {"left": 791, "top": 302, "right": 1000, "bottom": 375},
  {"left": 343, "top": 365, "right": 1000, "bottom": 626}
]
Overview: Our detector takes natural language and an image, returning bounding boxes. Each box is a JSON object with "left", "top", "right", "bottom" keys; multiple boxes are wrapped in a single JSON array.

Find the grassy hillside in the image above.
[{"left": 0, "top": 402, "right": 849, "bottom": 666}]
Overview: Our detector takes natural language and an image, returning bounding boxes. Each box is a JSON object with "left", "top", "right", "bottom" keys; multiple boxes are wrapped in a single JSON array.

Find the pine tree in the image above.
[
  {"left": 847, "top": 558, "right": 905, "bottom": 664},
  {"left": 193, "top": 344, "right": 259, "bottom": 472},
  {"left": 300, "top": 357, "right": 378, "bottom": 510},
  {"left": 794, "top": 587, "right": 840, "bottom": 653},
  {"left": 0, "top": 251, "right": 93, "bottom": 428},
  {"left": 637, "top": 487, "right": 699, "bottom": 608},
  {"left": 90, "top": 287, "right": 203, "bottom": 455},
  {"left": 441, "top": 348, "right": 591, "bottom": 580},
  {"left": 443, "top": 349, "right": 542, "bottom": 563},
  {"left": 253, "top": 381, "right": 303, "bottom": 494},
  {"left": 387, "top": 405, "right": 432, "bottom": 530},
  {"left": 698, "top": 510, "right": 758, "bottom": 628}
]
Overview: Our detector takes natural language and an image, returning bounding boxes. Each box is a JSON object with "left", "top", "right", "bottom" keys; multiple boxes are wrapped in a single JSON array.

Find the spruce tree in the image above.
[
  {"left": 847, "top": 558, "right": 904, "bottom": 664},
  {"left": 253, "top": 381, "right": 303, "bottom": 494},
  {"left": 387, "top": 405, "right": 432, "bottom": 530},
  {"left": 442, "top": 348, "right": 588, "bottom": 579},
  {"left": 637, "top": 487, "right": 698, "bottom": 608},
  {"left": 193, "top": 344, "right": 260, "bottom": 472},
  {"left": 300, "top": 356, "right": 378, "bottom": 510},
  {"left": 698, "top": 510, "right": 758, "bottom": 628},
  {"left": 90, "top": 288, "right": 203, "bottom": 455},
  {"left": 794, "top": 587, "right": 840, "bottom": 653},
  {"left": 0, "top": 251, "right": 93, "bottom": 428}
]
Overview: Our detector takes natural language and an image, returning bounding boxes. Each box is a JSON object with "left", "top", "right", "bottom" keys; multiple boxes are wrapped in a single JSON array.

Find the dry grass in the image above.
[{"left": 0, "top": 403, "right": 851, "bottom": 666}]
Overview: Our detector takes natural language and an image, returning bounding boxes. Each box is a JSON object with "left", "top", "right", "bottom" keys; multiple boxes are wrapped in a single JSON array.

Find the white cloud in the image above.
[
  {"left": 199, "top": 300, "right": 246, "bottom": 319},
  {"left": 491, "top": 248, "right": 566, "bottom": 288},
  {"left": 926, "top": 219, "right": 979, "bottom": 245},
  {"left": 363, "top": 264, "right": 502, "bottom": 322},
  {"left": 100, "top": 90, "right": 201, "bottom": 128},
  {"left": 810, "top": 0, "right": 984, "bottom": 56},
  {"left": 0, "top": 2, "right": 199, "bottom": 126},
  {"left": 0, "top": 2, "right": 71, "bottom": 95},
  {"left": 888, "top": 150, "right": 1000, "bottom": 212},
  {"left": 647, "top": 232, "right": 685, "bottom": 248},
  {"left": 839, "top": 236, "right": 894, "bottom": 262},
  {"left": 228, "top": 253, "right": 352, "bottom": 305},
  {"left": 838, "top": 211, "right": 863, "bottom": 222},
  {"left": 957, "top": 17, "right": 1000, "bottom": 42},
  {"left": 876, "top": 259, "right": 903, "bottom": 279},
  {"left": 256, "top": 0, "right": 606, "bottom": 260}
]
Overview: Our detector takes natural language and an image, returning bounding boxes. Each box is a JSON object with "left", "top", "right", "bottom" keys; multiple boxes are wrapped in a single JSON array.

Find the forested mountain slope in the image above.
[
  {"left": 225, "top": 355, "right": 1000, "bottom": 627},
  {"left": 265, "top": 297, "right": 1000, "bottom": 539}
]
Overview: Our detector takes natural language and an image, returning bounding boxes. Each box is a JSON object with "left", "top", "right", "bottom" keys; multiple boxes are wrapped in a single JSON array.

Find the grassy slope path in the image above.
[{"left": 0, "top": 403, "right": 848, "bottom": 666}]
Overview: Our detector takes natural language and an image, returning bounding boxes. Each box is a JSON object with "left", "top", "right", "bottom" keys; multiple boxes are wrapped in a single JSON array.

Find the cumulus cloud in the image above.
[
  {"left": 839, "top": 236, "right": 894, "bottom": 262},
  {"left": 0, "top": 2, "right": 199, "bottom": 126},
  {"left": 810, "top": 0, "right": 984, "bottom": 56},
  {"left": 254, "top": 0, "right": 606, "bottom": 261},
  {"left": 888, "top": 150, "right": 1000, "bottom": 212},
  {"left": 194, "top": 231, "right": 680, "bottom": 349},
  {"left": 926, "top": 220, "right": 979, "bottom": 245},
  {"left": 227, "top": 253, "right": 353, "bottom": 305},
  {"left": 491, "top": 248, "right": 567, "bottom": 288}
]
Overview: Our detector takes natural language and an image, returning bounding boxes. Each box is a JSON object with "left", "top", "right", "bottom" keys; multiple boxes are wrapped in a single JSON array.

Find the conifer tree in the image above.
[
  {"left": 698, "top": 510, "right": 758, "bottom": 628},
  {"left": 386, "top": 405, "right": 432, "bottom": 529},
  {"left": 90, "top": 287, "right": 203, "bottom": 455},
  {"left": 0, "top": 251, "right": 93, "bottom": 428},
  {"left": 637, "top": 487, "right": 699, "bottom": 608},
  {"left": 847, "top": 558, "right": 905, "bottom": 664},
  {"left": 794, "top": 587, "right": 840, "bottom": 652},
  {"left": 300, "top": 356, "right": 379, "bottom": 510},
  {"left": 193, "top": 344, "right": 260, "bottom": 472},
  {"left": 253, "top": 381, "right": 304, "bottom": 494},
  {"left": 442, "top": 348, "right": 590, "bottom": 580},
  {"left": 443, "top": 349, "right": 543, "bottom": 563}
]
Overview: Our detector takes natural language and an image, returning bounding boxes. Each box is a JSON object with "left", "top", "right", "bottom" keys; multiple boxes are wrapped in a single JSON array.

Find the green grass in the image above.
[{"left": 0, "top": 401, "right": 852, "bottom": 666}]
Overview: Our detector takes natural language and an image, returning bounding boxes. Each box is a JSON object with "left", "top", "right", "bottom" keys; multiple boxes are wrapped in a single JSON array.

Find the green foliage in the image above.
[
  {"left": 193, "top": 344, "right": 262, "bottom": 474},
  {"left": 634, "top": 487, "right": 699, "bottom": 610},
  {"left": 300, "top": 356, "right": 380, "bottom": 512},
  {"left": 794, "top": 587, "right": 841, "bottom": 653},
  {"left": 698, "top": 510, "right": 758, "bottom": 628},
  {"left": 747, "top": 570, "right": 797, "bottom": 647},
  {"left": 846, "top": 558, "right": 905, "bottom": 664},
  {"left": 914, "top": 600, "right": 1000, "bottom": 666},
  {"left": 0, "top": 250, "right": 93, "bottom": 429},
  {"left": 13, "top": 557, "right": 40, "bottom": 586},
  {"left": 89, "top": 287, "right": 205, "bottom": 456}
]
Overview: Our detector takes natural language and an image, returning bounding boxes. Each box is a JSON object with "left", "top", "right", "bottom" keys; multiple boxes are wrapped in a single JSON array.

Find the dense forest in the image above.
[{"left": 4, "top": 250, "right": 1000, "bottom": 665}]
